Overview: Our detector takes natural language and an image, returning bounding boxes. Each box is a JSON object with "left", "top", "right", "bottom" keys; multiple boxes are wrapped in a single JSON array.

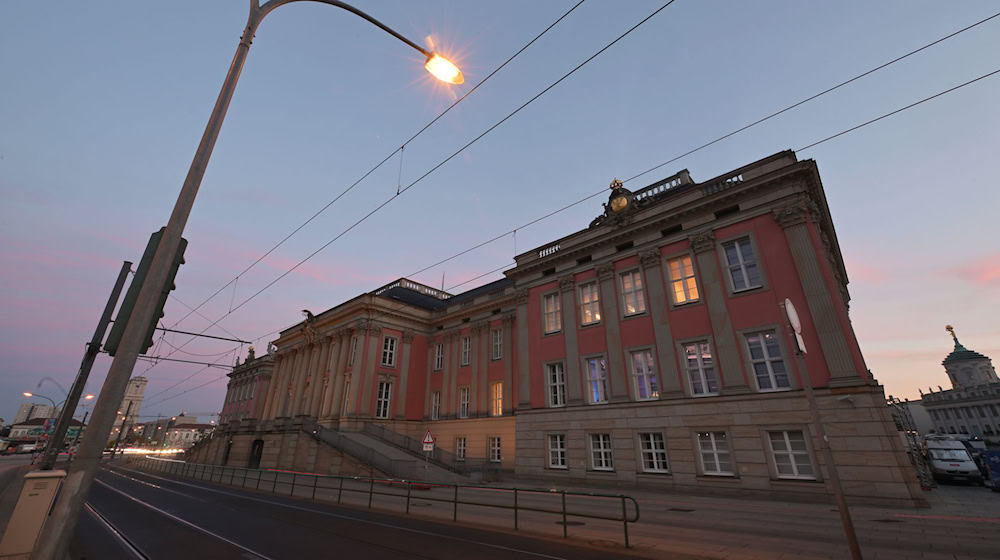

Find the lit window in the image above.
[
  {"left": 578, "top": 282, "right": 601, "bottom": 325},
  {"left": 381, "top": 337, "right": 397, "bottom": 367},
  {"left": 547, "top": 362, "right": 566, "bottom": 408},
  {"left": 491, "top": 329, "right": 503, "bottom": 360},
  {"left": 488, "top": 436, "right": 502, "bottom": 463},
  {"left": 455, "top": 437, "right": 467, "bottom": 461},
  {"left": 458, "top": 387, "right": 470, "bottom": 419},
  {"left": 347, "top": 336, "right": 358, "bottom": 367},
  {"left": 668, "top": 255, "right": 699, "bottom": 304},
  {"left": 543, "top": 293, "right": 562, "bottom": 333},
  {"left": 460, "top": 336, "right": 471, "bottom": 366},
  {"left": 768, "top": 430, "right": 814, "bottom": 479},
  {"left": 490, "top": 382, "right": 503, "bottom": 417},
  {"left": 375, "top": 381, "right": 392, "bottom": 419},
  {"left": 723, "top": 237, "right": 762, "bottom": 291},
  {"left": 585, "top": 357, "right": 608, "bottom": 404},
  {"left": 590, "top": 433, "right": 614, "bottom": 471},
  {"left": 431, "top": 391, "right": 441, "bottom": 420},
  {"left": 548, "top": 434, "right": 567, "bottom": 469},
  {"left": 745, "top": 330, "right": 790, "bottom": 391},
  {"left": 698, "top": 431, "right": 733, "bottom": 475},
  {"left": 684, "top": 342, "right": 718, "bottom": 396},
  {"left": 620, "top": 270, "right": 646, "bottom": 315},
  {"left": 433, "top": 343, "right": 444, "bottom": 371},
  {"left": 639, "top": 433, "right": 669, "bottom": 473},
  {"left": 630, "top": 349, "right": 659, "bottom": 401}
]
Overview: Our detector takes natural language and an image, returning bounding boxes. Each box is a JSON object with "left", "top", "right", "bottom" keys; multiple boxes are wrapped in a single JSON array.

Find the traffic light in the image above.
[{"left": 104, "top": 228, "right": 187, "bottom": 356}]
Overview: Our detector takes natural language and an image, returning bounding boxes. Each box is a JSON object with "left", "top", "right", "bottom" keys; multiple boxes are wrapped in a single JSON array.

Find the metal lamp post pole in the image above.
[{"left": 34, "top": 2, "right": 453, "bottom": 558}]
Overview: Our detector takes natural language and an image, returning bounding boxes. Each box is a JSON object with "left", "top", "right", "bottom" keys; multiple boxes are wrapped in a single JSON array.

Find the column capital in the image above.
[
  {"left": 503, "top": 312, "right": 516, "bottom": 325},
  {"left": 558, "top": 275, "right": 575, "bottom": 291},
  {"left": 639, "top": 249, "right": 661, "bottom": 269},
  {"left": 471, "top": 320, "right": 488, "bottom": 333},
  {"left": 596, "top": 263, "right": 615, "bottom": 281},
  {"left": 514, "top": 288, "right": 529, "bottom": 305},
  {"left": 688, "top": 230, "right": 716, "bottom": 254},
  {"left": 773, "top": 199, "right": 819, "bottom": 229},
  {"left": 402, "top": 331, "right": 416, "bottom": 343}
]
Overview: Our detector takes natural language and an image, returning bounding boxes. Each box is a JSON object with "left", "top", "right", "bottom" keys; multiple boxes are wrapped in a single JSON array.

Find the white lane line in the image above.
[
  {"left": 121, "top": 466, "right": 573, "bottom": 560},
  {"left": 101, "top": 467, "right": 206, "bottom": 501},
  {"left": 94, "top": 478, "right": 275, "bottom": 560},
  {"left": 85, "top": 502, "right": 148, "bottom": 560}
]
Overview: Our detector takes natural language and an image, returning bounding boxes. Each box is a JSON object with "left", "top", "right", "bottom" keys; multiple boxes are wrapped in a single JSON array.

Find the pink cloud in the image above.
[
  {"left": 951, "top": 253, "right": 1000, "bottom": 286},
  {"left": 843, "top": 255, "right": 891, "bottom": 285}
]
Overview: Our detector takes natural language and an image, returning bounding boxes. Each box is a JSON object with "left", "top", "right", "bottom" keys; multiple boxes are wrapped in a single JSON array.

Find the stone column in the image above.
[
  {"left": 774, "top": 200, "right": 861, "bottom": 387},
  {"left": 515, "top": 289, "right": 531, "bottom": 408},
  {"left": 445, "top": 332, "right": 458, "bottom": 416},
  {"left": 290, "top": 343, "right": 315, "bottom": 416},
  {"left": 474, "top": 321, "right": 486, "bottom": 415},
  {"left": 277, "top": 348, "right": 302, "bottom": 418},
  {"left": 640, "top": 249, "right": 684, "bottom": 398},
  {"left": 308, "top": 336, "right": 332, "bottom": 418},
  {"left": 358, "top": 324, "right": 381, "bottom": 418},
  {"left": 396, "top": 331, "right": 414, "bottom": 419},
  {"left": 559, "top": 275, "right": 584, "bottom": 405},
  {"left": 690, "top": 231, "right": 749, "bottom": 393},
  {"left": 503, "top": 313, "right": 515, "bottom": 414},
  {"left": 328, "top": 330, "right": 351, "bottom": 418},
  {"left": 424, "top": 338, "right": 436, "bottom": 418},
  {"left": 319, "top": 331, "right": 343, "bottom": 418},
  {"left": 261, "top": 354, "right": 283, "bottom": 420},
  {"left": 596, "top": 264, "right": 628, "bottom": 401}
]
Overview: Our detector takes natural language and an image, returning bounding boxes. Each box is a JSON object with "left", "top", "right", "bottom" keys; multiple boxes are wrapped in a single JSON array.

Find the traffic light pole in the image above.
[{"left": 38, "top": 261, "right": 131, "bottom": 471}]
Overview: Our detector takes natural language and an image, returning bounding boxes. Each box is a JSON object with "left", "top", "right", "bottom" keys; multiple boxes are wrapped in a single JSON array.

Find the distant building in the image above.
[
  {"left": 164, "top": 423, "right": 216, "bottom": 449},
  {"left": 220, "top": 346, "right": 273, "bottom": 426},
  {"left": 133, "top": 414, "right": 201, "bottom": 445},
  {"left": 918, "top": 327, "right": 1000, "bottom": 442},
  {"left": 13, "top": 403, "right": 56, "bottom": 424},
  {"left": 9, "top": 417, "right": 85, "bottom": 443},
  {"left": 118, "top": 376, "right": 147, "bottom": 426}
]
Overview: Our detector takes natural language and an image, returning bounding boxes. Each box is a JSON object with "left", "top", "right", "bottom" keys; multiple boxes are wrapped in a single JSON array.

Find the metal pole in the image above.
[
  {"left": 513, "top": 488, "right": 518, "bottom": 530},
  {"left": 561, "top": 491, "right": 568, "bottom": 538},
  {"left": 111, "top": 400, "right": 134, "bottom": 459},
  {"left": 40, "top": 262, "right": 131, "bottom": 470},
  {"left": 66, "top": 410, "right": 90, "bottom": 466}
]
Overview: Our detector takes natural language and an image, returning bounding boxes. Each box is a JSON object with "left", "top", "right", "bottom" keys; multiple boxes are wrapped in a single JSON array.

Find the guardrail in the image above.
[
  {"left": 133, "top": 456, "right": 640, "bottom": 547},
  {"left": 360, "top": 423, "right": 499, "bottom": 480}
]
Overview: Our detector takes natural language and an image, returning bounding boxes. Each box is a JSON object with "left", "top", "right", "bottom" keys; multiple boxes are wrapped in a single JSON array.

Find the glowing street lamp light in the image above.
[{"left": 425, "top": 54, "right": 464, "bottom": 84}]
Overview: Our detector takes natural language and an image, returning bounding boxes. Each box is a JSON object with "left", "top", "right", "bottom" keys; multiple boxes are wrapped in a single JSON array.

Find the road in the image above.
[{"left": 71, "top": 464, "right": 646, "bottom": 560}]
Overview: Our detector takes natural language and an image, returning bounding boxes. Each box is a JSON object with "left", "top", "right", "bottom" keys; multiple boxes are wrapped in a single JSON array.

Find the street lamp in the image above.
[
  {"left": 22, "top": 392, "right": 57, "bottom": 410},
  {"left": 37, "top": 3, "right": 462, "bottom": 558}
]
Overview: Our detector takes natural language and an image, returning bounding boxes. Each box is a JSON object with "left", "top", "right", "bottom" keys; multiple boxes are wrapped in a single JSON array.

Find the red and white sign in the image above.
[{"left": 422, "top": 430, "right": 435, "bottom": 452}]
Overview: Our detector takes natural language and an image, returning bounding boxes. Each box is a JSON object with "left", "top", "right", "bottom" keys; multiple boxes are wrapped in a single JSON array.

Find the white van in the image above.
[{"left": 926, "top": 439, "right": 983, "bottom": 484}]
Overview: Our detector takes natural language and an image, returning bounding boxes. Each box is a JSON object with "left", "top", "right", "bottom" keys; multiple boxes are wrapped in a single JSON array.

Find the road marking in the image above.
[
  {"left": 101, "top": 467, "right": 205, "bottom": 501},
  {"left": 893, "top": 513, "right": 1000, "bottom": 524},
  {"left": 84, "top": 502, "right": 148, "bottom": 559},
  {"left": 119, "top": 466, "right": 574, "bottom": 560},
  {"left": 94, "top": 478, "right": 275, "bottom": 560}
]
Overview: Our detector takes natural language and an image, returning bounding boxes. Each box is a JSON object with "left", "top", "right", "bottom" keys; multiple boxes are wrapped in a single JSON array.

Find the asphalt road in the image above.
[{"left": 72, "top": 465, "right": 640, "bottom": 560}]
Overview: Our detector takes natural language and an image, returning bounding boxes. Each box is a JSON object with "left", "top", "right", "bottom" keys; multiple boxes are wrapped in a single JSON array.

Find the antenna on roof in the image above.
[{"left": 441, "top": 271, "right": 445, "bottom": 291}]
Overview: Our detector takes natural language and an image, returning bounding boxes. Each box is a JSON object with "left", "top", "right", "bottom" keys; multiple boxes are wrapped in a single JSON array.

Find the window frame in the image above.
[
  {"left": 433, "top": 343, "right": 444, "bottom": 371},
  {"left": 696, "top": 430, "right": 734, "bottom": 476},
  {"left": 741, "top": 327, "right": 793, "bottom": 392},
  {"left": 582, "top": 355, "right": 609, "bottom": 405},
  {"left": 431, "top": 391, "right": 441, "bottom": 420},
  {"left": 347, "top": 335, "right": 358, "bottom": 367},
  {"left": 678, "top": 337, "right": 720, "bottom": 397},
  {"left": 460, "top": 336, "right": 471, "bottom": 366},
  {"left": 374, "top": 380, "right": 392, "bottom": 419},
  {"left": 454, "top": 436, "right": 467, "bottom": 461},
  {"left": 589, "top": 433, "right": 614, "bottom": 471},
  {"left": 546, "top": 361, "right": 567, "bottom": 408},
  {"left": 490, "top": 382, "right": 503, "bottom": 417},
  {"left": 765, "top": 428, "right": 818, "bottom": 481},
  {"left": 381, "top": 336, "right": 397, "bottom": 367},
  {"left": 666, "top": 253, "right": 700, "bottom": 306},
  {"left": 547, "top": 433, "right": 567, "bottom": 469},
  {"left": 628, "top": 347, "right": 659, "bottom": 401},
  {"left": 458, "top": 386, "right": 470, "bottom": 419},
  {"left": 718, "top": 233, "right": 766, "bottom": 294},
  {"left": 488, "top": 436, "right": 502, "bottom": 463},
  {"left": 637, "top": 432, "right": 670, "bottom": 473},
  {"left": 578, "top": 281, "right": 602, "bottom": 326},
  {"left": 542, "top": 291, "right": 562, "bottom": 334},
  {"left": 491, "top": 328, "right": 503, "bottom": 360},
  {"left": 618, "top": 269, "right": 647, "bottom": 317}
]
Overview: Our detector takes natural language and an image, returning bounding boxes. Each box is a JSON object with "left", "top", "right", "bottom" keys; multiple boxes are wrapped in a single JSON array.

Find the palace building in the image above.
[{"left": 197, "top": 151, "right": 924, "bottom": 506}]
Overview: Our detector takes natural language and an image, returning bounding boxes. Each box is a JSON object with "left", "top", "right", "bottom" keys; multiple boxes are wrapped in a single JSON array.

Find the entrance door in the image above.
[{"left": 248, "top": 439, "right": 264, "bottom": 469}]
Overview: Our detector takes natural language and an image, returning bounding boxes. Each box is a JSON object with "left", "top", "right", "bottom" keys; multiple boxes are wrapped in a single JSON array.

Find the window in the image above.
[
  {"left": 745, "top": 330, "right": 790, "bottom": 391},
  {"left": 990, "top": 404, "right": 999, "bottom": 416},
  {"left": 458, "top": 387, "right": 470, "bottom": 419},
  {"left": 460, "top": 336, "right": 471, "bottom": 366},
  {"left": 433, "top": 343, "right": 444, "bottom": 371},
  {"left": 668, "top": 255, "right": 699, "bottom": 304},
  {"left": 977, "top": 406, "right": 986, "bottom": 418},
  {"left": 488, "top": 436, "right": 502, "bottom": 463},
  {"left": 930, "top": 410, "right": 939, "bottom": 421},
  {"left": 768, "top": 430, "right": 814, "bottom": 479},
  {"left": 578, "top": 282, "right": 601, "bottom": 325},
  {"left": 490, "top": 382, "right": 503, "bottom": 416},
  {"left": 620, "top": 270, "right": 646, "bottom": 315},
  {"left": 381, "top": 336, "right": 397, "bottom": 367},
  {"left": 543, "top": 293, "right": 561, "bottom": 333},
  {"left": 698, "top": 431, "right": 733, "bottom": 475},
  {"left": 639, "top": 432, "right": 669, "bottom": 473},
  {"left": 431, "top": 391, "right": 441, "bottom": 420},
  {"left": 548, "top": 434, "right": 567, "bottom": 469},
  {"left": 347, "top": 336, "right": 358, "bottom": 367},
  {"left": 375, "top": 381, "right": 392, "bottom": 419},
  {"left": 546, "top": 362, "right": 566, "bottom": 408},
  {"left": 684, "top": 341, "right": 719, "bottom": 396},
  {"left": 455, "top": 437, "right": 466, "bottom": 461},
  {"left": 723, "top": 237, "right": 762, "bottom": 291},
  {"left": 584, "top": 357, "right": 609, "bottom": 404},
  {"left": 630, "top": 349, "right": 659, "bottom": 400},
  {"left": 590, "top": 433, "right": 614, "bottom": 471},
  {"left": 491, "top": 329, "right": 503, "bottom": 360}
]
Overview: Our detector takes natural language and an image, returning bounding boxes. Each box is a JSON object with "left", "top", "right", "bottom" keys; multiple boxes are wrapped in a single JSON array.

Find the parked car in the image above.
[
  {"left": 926, "top": 438, "right": 983, "bottom": 484},
  {"left": 16, "top": 443, "right": 38, "bottom": 454}
]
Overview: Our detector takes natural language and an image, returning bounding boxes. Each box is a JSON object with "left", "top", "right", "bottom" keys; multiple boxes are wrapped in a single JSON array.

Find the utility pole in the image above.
[
  {"left": 39, "top": 261, "right": 131, "bottom": 470},
  {"left": 111, "top": 400, "right": 134, "bottom": 459}
]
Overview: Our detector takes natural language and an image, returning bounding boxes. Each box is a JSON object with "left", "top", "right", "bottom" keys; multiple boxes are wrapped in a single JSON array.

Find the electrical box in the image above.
[{"left": 0, "top": 470, "right": 67, "bottom": 559}]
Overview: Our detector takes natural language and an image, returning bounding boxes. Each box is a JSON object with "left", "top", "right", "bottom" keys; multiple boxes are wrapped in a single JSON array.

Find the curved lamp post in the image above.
[
  {"left": 21, "top": 391, "right": 57, "bottom": 410},
  {"left": 35, "top": 3, "right": 462, "bottom": 558}
]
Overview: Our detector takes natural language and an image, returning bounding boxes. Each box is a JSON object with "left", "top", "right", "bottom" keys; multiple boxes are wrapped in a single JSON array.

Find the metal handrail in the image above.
[{"left": 132, "top": 455, "right": 639, "bottom": 547}]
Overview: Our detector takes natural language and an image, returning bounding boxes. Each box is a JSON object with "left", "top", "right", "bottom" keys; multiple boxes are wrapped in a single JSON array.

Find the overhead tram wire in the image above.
[
  {"left": 161, "top": 0, "right": 587, "bottom": 335},
  {"left": 134, "top": 0, "right": 680, "bottom": 378},
  {"left": 139, "top": 9, "right": 1000, "bottom": 398}
]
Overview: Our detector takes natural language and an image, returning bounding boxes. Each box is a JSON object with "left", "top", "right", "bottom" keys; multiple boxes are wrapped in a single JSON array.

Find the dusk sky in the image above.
[{"left": 2, "top": 1, "right": 998, "bottom": 423}]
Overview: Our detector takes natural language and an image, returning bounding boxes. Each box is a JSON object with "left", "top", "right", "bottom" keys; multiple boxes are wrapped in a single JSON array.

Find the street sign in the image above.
[
  {"left": 422, "top": 430, "right": 435, "bottom": 452},
  {"left": 783, "top": 298, "right": 807, "bottom": 354}
]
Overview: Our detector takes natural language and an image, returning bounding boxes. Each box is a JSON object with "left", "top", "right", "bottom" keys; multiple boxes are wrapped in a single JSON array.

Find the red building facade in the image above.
[{"left": 215, "top": 151, "right": 922, "bottom": 506}]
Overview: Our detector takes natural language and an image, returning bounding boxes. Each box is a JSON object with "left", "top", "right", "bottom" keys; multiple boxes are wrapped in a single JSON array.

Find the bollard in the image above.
[
  {"left": 368, "top": 478, "right": 375, "bottom": 509},
  {"left": 622, "top": 496, "right": 630, "bottom": 548},
  {"left": 514, "top": 488, "right": 519, "bottom": 530},
  {"left": 337, "top": 477, "right": 344, "bottom": 504},
  {"left": 312, "top": 475, "right": 318, "bottom": 500},
  {"left": 290, "top": 473, "right": 296, "bottom": 497},
  {"left": 406, "top": 482, "right": 412, "bottom": 514},
  {"left": 561, "top": 491, "right": 568, "bottom": 538},
  {"left": 453, "top": 485, "right": 458, "bottom": 522}
]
